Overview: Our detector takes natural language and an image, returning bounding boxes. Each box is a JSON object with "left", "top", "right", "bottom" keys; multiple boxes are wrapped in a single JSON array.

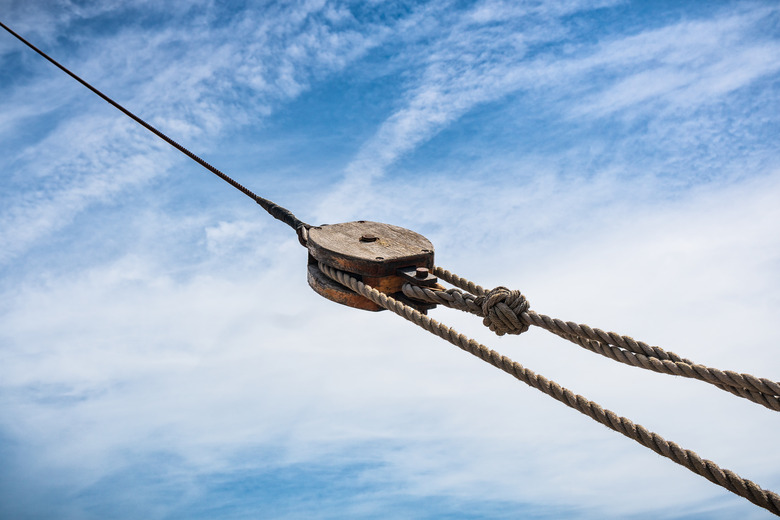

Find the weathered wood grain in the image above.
[
  {"left": 307, "top": 221, "right": 434, "bottom": 276},
  {"left": 306, "top": 221, "right": 436, "bottom": 312}
]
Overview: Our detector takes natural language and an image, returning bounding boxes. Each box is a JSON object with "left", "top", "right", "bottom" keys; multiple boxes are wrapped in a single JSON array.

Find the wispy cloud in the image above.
[
  {"left": 568, "top": 6, "right": 780, "bottom": 117},
  {"left": 318, "top": 3, "right": 779, "bottom": 221}
]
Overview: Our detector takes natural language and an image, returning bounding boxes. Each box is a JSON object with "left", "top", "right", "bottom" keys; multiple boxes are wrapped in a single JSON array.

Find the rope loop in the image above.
[{"left": 477, "top": 286, "right": 530, "bottom": 336}]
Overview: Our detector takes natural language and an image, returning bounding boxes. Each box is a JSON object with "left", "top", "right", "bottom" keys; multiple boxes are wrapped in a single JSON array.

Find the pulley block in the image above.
[{"left": 307, "top": 220, "right": 438, "bottom": 312}]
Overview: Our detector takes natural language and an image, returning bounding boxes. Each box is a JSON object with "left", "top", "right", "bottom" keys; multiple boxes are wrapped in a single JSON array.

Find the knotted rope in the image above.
[
  {"left": 318, "top": 261, "right": 780, "bottom": 517},
  {"left": 401, "top": 267, "right": 780, "bottom": 412},
  {"left": 477, "top": 286, "right": 530, "bottom": 335}
]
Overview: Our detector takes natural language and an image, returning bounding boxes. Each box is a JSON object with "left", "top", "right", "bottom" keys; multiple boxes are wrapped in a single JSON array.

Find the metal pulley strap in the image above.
[
  {"left": 0, "top": 20, "right": 310, "bottom": 238},
  {"left": 318, "top": 261, "right": 780, "bottom": 517}
]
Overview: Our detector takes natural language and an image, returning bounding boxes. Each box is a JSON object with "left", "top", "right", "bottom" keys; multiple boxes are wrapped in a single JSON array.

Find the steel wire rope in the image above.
[
  {"left": 0, "top": 20, "right": 310, "bottom": 241},
  {"left": 318, "top": 261, "right": 780, "bottom": 517}
]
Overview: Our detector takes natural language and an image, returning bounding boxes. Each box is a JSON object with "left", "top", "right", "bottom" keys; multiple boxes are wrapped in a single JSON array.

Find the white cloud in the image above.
[
  {"left": 2, "top": 160, "right": 779, "bottom": 518},
  {"left": 0, "top": 122, "right": 168, "bottom": 264},
  {"left": 319, "top": 3, "right": 779, "bottom": 223},
  {"left": 570, "top": 8, "right": 780, "bottom": 117}
]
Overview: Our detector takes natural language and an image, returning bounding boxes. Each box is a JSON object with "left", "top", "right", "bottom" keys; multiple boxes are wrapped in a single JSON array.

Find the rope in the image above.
[
  {"left": 0, "top": 20, "right": 310, "bottom": 240},
  {"left": 401, "top": 269, "right": 780, "bottom": 411},
  {"left": 553, "top": 330, "right": 780, "bottom": 410},
  {"left": 318, "top": 261, "right": 780, "bottom": 517}
]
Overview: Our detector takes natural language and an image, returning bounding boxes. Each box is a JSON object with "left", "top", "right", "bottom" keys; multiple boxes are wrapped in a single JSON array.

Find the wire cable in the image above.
[{"left": 0, "top": 20, "right": 309, "bottom": 238}]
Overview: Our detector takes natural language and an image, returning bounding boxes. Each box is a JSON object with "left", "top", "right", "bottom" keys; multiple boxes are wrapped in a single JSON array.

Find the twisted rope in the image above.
[
  {"left": 401, "top": 270, "right": 780, "bottom": 411},
  {"left": 319, "top": 262, "right": 780, "bottom": 517},
  {"left": 553, "top": 331, "right": 780, "bottom": 411}
]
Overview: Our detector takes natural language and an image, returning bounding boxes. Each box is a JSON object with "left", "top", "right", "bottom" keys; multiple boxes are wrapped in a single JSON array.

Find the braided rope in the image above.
[
  {"left": 402, "top": 274, "right": 780, "bottom": 410},
  {"left": 319, "top": 262, "right": 780, "bottom": 516}
]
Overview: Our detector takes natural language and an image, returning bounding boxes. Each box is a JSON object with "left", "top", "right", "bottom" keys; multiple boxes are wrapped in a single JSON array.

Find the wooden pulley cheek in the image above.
[{"left": 306, "top": 220, "right": 437, "bottom": 312}]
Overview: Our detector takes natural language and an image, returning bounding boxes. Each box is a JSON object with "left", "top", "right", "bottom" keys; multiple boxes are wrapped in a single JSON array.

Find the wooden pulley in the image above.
[{"left": 306, "top": 220, "right": 438, "bottom": 312}]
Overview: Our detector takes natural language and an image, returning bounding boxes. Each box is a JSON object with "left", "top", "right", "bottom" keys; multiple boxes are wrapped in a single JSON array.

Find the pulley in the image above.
[{"left": 306, "top": 220, "right": 438, "bottom": 312}]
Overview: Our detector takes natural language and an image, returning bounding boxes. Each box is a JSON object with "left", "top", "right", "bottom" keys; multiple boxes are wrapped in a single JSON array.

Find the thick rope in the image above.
[
  {"left": 553, "top": 331, "right": 780, "bottom": 411},
  {"left": 319, "top": 262, "right": 780, "bottom": 516},
  {"left": 401, "top": 270, "right": 780, "bottom": 411}
]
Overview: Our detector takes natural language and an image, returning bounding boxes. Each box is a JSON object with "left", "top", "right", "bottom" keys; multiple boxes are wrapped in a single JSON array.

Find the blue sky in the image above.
[{"left": 1, "top": 1, "right": 779, "bottom": 518}]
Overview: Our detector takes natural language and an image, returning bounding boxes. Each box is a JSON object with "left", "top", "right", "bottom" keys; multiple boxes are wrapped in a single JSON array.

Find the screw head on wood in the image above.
[
  {"left": 415, "top": 267, "right": 429, "bottom": 279},
  {"left": 360, "top": 234, "right": 378, "bottom": 242}
]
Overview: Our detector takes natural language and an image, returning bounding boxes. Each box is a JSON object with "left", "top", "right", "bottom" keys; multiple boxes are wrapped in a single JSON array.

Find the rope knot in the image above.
[{"left": 479, "top": 286, "right": 530, "bottom": 336}]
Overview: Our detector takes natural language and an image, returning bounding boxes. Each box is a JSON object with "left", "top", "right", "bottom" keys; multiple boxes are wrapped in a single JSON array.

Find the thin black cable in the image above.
[{"left": 0, "top": 20, "right": 309, "bottom": 237}]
